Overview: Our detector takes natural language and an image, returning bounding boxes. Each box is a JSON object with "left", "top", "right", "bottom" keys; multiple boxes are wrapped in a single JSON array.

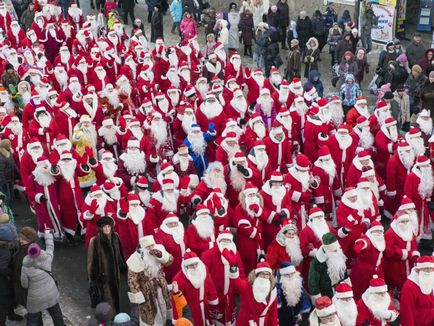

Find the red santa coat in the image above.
[
  {"left": 27, "top": 119, "right": 59, "bottom": 152},
  {"left": 244, "top": 125, "right": 266, "bottom": 152},
  {"left": 224, "top": 164, "right": 253, "bottom": 209},
  {"left": 245, "top": 77, "right": 263, "bottom": 105},
  {"left": 345, "top": 159, "right": 385, "bottom": 191},
  {"left": 311, "top": 163, "right": 342, "bottom": 216},
  {"left": 225, "top": 63, "right": 245, "bottom": 86},
  {"left": 186, "top": 224, "right": 215, "bottom": 258},
  {"left": 116, "top": 214, "right": 149, "bottom": 259},
  {"left": 374, "top": 127, "right": 397, "bottom": 180},
  {"left": 233, "top": 277, "right": 278, "bottom": 326},
  {"left": 195, "top": 107, "right": 227, "bottom": 137},
  {"left": 146, "top": 194, "right": 178, "bottom": 235},
  {"left": 400, "top": 274, "right": 434, "bottom": 326},
  {"left": 356, "top": 294, "right": 398, "bottom": 326},
  {"left": 202, "top": 246, "right": 245, "bottom": 325},
  {"left": 290, "top": 110, "right": 306, "bottom": 150},
  {"left": 172, "top": 267, "right": 219, "bottom": 325},
  {"left": 383, "top": 224, "right": 419, "bottom": 291},
  {"left": 266, "top": 239, "right": 294, "bottom": 271},
  {"left": 303, "top": 115, "right": 329, "bottom": 162},
  {"left": 247, "top": 157, "right": 272, "bottom": 189},
  {"left": 155, "top": 227, "right": 186, "bottom": 282},
  {"left": 327, "top": 135, "right": 357, "bottom": 186},
  {"left": 1, "top": 128, "right": 27, "bottom": 165},
  {"left": 7, "top": 28, "right": 26, "bottom": 49},
  {"left": 263, "top": 134, "right": 292, "bottom": 173},
  {"left": 0, "top": 11, "right": 12, "bottom": 34},
  {"left": 384, "top": 153, "right": 411, "bottom": 215},
  {"left": 80, "top": 201, "right": 116, "bottom": 248},
  {"left": 54, "top": 110, "right": 78, "bottom": 140},
  {"left": 350, "top": 235, "right": 385, "bottom": 300},
  {"left": 192, "top": 180, "right": 217, "bottom": 203}
]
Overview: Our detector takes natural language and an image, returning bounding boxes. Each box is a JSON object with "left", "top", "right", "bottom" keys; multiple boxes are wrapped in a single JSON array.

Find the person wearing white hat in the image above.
[
  {"left": 333, "top": 282, "right": 358, "bottom": 326},
  {"left": 126, "top": 235, "right": 173, "bottom": 325},
  {"left": 117, "top": 137, "right": 146, "bottom": 189},
  {"left": 255, "top": 88, "right": 275, "bottom": 129},
  {"left": 415, "top": 109, "right": 433, "bottom": 142}
]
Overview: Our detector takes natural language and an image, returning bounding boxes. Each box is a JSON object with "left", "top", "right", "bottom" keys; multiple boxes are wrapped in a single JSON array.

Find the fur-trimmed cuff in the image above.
[
  {"left": 267, "top": 211, "right": 276, "bottom": 224},
  {"left": 309, "top": 248, "right": 318, "bottom": 257},
  {"left": 229, "top": 267, "right": 239, "bottom": 279},
  {"left": 83, "top": 210, "right": 94, "bottom": 220},
  {"left": 35, "top": 193, "right": 43, "bottom": 204},
  {"left": 291, "top": 191, "right": 301, "bottom": 202},
  {"left": 149, "top": 155, "right": 159, "bottom": 163},
  {"left": 412, "top": 250, "right": 420, "bottom": 257},
  {"left": 249, "top": 227, "right": 257, "bottom": 239},
  {"left": 401, "top": 249, "right": 408, "bottom": 260},
  {"left": 244, "top": 167, "right": 253, "bottom": 179},
  {"left": 156, "top": 250, "right": 171, "bottom": 265},
  {"left": 208, "top": 298, "right": 219, "bottom": 305},
  {"left": 386, "top": 190, "right": 397, "bottom": 197},
  {"left": 338, "top": 227, "right": 349, "bottom": 238},
  {"left": 128, "top": 291, "right": 145, "bottom": 304},
  {"left": 387, "top": 143, "right": 394, "bottom": 154},
  {"left": 378, "top": 184, "right": 386, "bottom": 191},
  {"left": 38, "top": 128, "right": 44, "bottom": 135},
  {"left": 314, "top": 196, "right": 324, "bottom": 204}
]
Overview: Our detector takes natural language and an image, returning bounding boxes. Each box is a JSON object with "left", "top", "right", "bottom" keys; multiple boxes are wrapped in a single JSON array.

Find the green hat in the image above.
[{"left": 322, "top": 233, "right": 340, "bottom": 252}]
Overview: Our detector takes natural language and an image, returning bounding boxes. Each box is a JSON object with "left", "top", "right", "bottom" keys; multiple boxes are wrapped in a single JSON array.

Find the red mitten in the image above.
[
  {"left": 213, "top": 193, "right": 223, "bottom": 209},
  {"left": 80, "top": 152, "right": 89, "bottom": 166},
  {"left": 222, "top": 248, "right": 237, "bottom": 266},
  {"left": 85, "top": 146, "right": 94, "bottom": 159},
  {"left": 89, "top": 200, "right": 98, "bottom": 215},
  {"left": 244, "top": 66, "right": 251, "bottom": 78},
  {"left": 120, "top": 199, "right": 129, "bottom": 215},
  {"left": 119, "top": 117, "right": 127, "bottom": 130},
  {"left": 249, "top": 204, "right": 260, "bottom": 214},
  {"left": 48, "top": 151, "right": 59, "bottom": 166}
]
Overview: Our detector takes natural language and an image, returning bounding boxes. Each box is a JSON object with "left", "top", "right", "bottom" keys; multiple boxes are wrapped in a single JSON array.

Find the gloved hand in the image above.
[
  {"left": 217, "top": 207, "right": 226, "bottom": 216},
  {"left": 39, "top": 195, "right": 47, "bottom": 202},
  {"left": 193, "top": 197, "right": 202, "bottom": 205},
  {"left": 119, "top": 117, "right": 127, "bottom": 131},
  {"left": 249, "top": 204, "right": 260, "bottom": 214},
  {"left": 80, "top": 152, "right": 89, "bottom": 166},
  {"left": 222, "top": 248, "right": 237, "bottom": 266},
  {"left": 150, "top": 249, "right": 163, "bottom": 258},
  {"left": 85, "top": 147, "right": 96, "bottom": 165},
  {"left": 44, "top": 126, "right": 52, "bottom": 133},
  {"left": 236, "top": 164, "right": 249, "bottom": 176},
  {"left": 89, "top": 199, "right": 99, "bottom": 215},
  {"left": 208, "top": 122, "right": 215, "bottom": 133},
  {"left": 239, "top": 118, "right": 246, "bottom": 125},
  {"left": 120, "top": 199, "right": 129, "bottom": 215}
]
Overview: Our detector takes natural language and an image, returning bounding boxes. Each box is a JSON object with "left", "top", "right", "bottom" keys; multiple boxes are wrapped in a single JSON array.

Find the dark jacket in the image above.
[
  {"left": 327, "top": 27, "right": 342, "bottom": 55},
  {"left": 337, "top": 54, "right": 359, "bottom": 88},
  {"left": 285, "top": 46, "right": 302, "bottom": 80},
  {"left": 276, "top": 1, "right": 289, "bottom": 27},
  {"left": 238, "top": 12, "right": 254, "bottom": 46},
  {"left": 265, "top": 34, "right": 281, "bottom": 75},
  {"left": 267, "top": 11, "right": 279, "bottom": 29},
  {"left": 377, "top": 49, "right": 399, "bottom": 74},
  {"left": 20, "top": 6, "right": 34, "bottom": 30},
  {"left": 296, "top": 16, "right": 312, "bottom": 48},
  {"left": 304, "top": 70, "right": 324, "bottom": 98},
  {"left": 303, "top": 37, "right": 320, "bottom": 78},
  {"left": 406, "top": 41, "right": 426, "bottom": 67},
  {"left": 405, "top": 73, "right": 426, "bottom": 108},
  {"left": 87, "top": 303, "right": 139, "bottom": 326},
  {"left": 0, "top": 152, "right": 19, "bottom": 185},
  {"left": 419, "top": 80, "right": 434, "bottom": 119},
  {"left": 13, "top": 242, "right": 32, "bottom": 307},
  {"left": 385, "top": 61, "right": 409, "bottom": 92},
  {"left": 324, "top": 7, "right": 338, "bottom": 29},
  {"left": 335, "top": 36, "right": 352, "bottom": 66},
  {"left": 416, "top": 48, "right": 434, "bottom": 76},
  {"left": 360, "top": 9, "right": 377, "bottom": 35},
  {"left": 0, "top": 238, "right": 16, "bottom": 308},
  {"left": 150, "top": 11, "right": 164, "bottom": 42}
]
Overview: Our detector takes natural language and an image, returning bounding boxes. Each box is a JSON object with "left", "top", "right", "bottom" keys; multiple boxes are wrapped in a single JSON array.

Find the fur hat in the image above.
[
  {"left": 322, "top": 233, "right": 340, "bottom": 252},
  {"left": 97, "top": 216, "right": 114, "bottom": 228},
  {"left": 19, "top": 226, "right": 38, "bottom": 243}
]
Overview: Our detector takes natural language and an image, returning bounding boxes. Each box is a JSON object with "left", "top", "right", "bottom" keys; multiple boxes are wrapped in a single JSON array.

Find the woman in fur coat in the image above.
[{"left": 303, "top": 37, "right": 320, "bottom": 78}]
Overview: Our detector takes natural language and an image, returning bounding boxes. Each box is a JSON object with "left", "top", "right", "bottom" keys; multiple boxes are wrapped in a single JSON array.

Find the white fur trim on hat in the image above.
[
  {"left": 279, "top": 265, "right": 296, "bottom": 275},
  {"left": 217, "top": 232, "right": 233, "bottom": 243},
  {"left": 183, "top": 256, "right": 200, "bottom": 266},
  {"left": 416, "top": 261, "right": 434, "bottom": 269},
  {"left": 335, "top": 290, "right": 353, "bottom": 299},
  {"left": 139, "top": 235, "right": 155, "bottom": 248},
  {"left": 369, "top": 284, "right": 388, "bottom": 293},
  {"left": 255, "top": 266, "right": 272, "bottom": 274},
  {"left": 127, "top": 139, "right": 140, "bottom": 148},
  {"left": 323, "top": 241, "right": 340, "bottom": 253},
  {"left": 316, "top": 305, "right": 337, "bottom": 318}
]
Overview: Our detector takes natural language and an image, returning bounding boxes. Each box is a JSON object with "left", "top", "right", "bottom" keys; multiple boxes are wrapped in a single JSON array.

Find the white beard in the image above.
[
  {"left": 151, "top": 120, "right": 168, "bottom": 147},
  {"left": 201, "top": 101, "right": 223, "bottom": 119},
  {"left": 335, "top": 298, "right": 358, "bottom": 326},
  {"left": 178, "top": 156, "right": 190, "bottom": 172},
  {"left": 188, "top": 134, "right": 206, "bottom": 155},
  {"left": 9, "top": 123, "right": 22, "bottom": 135},
  {"left": 337, "top": 134, "right": 352, "bottom": 150},
  {"left": 310, "top": 218, "right": 330, "bottom": 240},
  {"left": 192, "top": 214, "right": 214, "bottom": 239},
  {"left": 320, "top": 108, "right": 332, "bottom": 123},
  {"left": 95, "top": 70, "right": 107, "bottom": 81},
  {"left": 358, "top": 189, "right": 373, "bottom": 210},
  {"left": 106, "top": 90, "right": 120, "bottom": 108},
  {"left": 29, "top": 147, "right": 44, "bottom": 162},
  {"left": 38, "top": 115, "right": 52, "bottom": 128},
  {"left": 294, "top": 169, "right": 310, "bottom": 192},
  {"left": 186, "top": 262, "right": 207, "bottom": 289},
  {"left": 252, "top": 75, "right": 265, "bottom": 88},
  {"left": 245, "top": 195, "right": 261, "bottom": 217},
  {"left": 396, "top": 221, "right": 414, "bottom": 242},
  {"left": 388, "top": 126, "right": 398, "bottom": 142},
  {"left": 60, "top": 52, "right": 70, "bottom": 63},
  {"left": 230, "top": 168, "right": 246, "bottom": 191},
  {"left": 367, "top": 232, "right": 385, "bottom": 252},
  {"left": 98, "top": 126, "right": 118, "bottom": 146},
  {"left": 33, "top": 166, "right": 55, "bottom": 187},
  {"left": 204, "top": 171, "right": 227, "bottom": 193},
  {"left": 101, "top": 160, "right": 118, "bottom": 179},
  {"left": 224, "top": 144, "right": 240, "bottom": 160},
  {"left": 69, "top": 82, "right": 82, "bottom": 94},
  {"left": 255, "top": 150, "right": 269, "bottom": 170},
  {"left": 418, "top": 271, "right": 434, "bottom": 295},
  {"left": 326, "top": 249, "right": 347, "bottom": 285},
  {"left": 141, "top": 249, "right": 162, "bottom": 279},
  {"left": 270, "top": 185, "right": 286, "bottom": 207},
  {"left": 197, "top": 83, "right": 209, "bottom": 99},
  {"left": 258, "top": 99, "right": 273, "bottom": 116},
  {"left": 167, "top": 71, "right": 180, "bottom": 88},
  {"left": 169, "top": 93, "right": 180, "bottom": 107},
  {"left": 319, "top": 160, "right": 337, "bottom": 182},
  {"left": 164, "top": 223, "right": 185, "bottom": 244},
  {"left": 21, "top": 91, "right": 31, "bottom": 105},
  {"left": 285, "top": 237, "right": 303, "bottom": 265},
  {"left": 378, "top": 111, "right": 391, "bottom": 126},
  {"left": 129, "top": 205, "right": 145, "bottom": 224},
  {"left": 168, "top": 53, "right": 178, "bottom": 67},
  {"left": 279, "top": 116, "right": 292, "bottom": 133},
  {"left": 253, "top": 277, "right": 271, "bottom": 303},
  {"left": 408, "top": 210, "right": 419, "bottom": 236},
  {"left": 109, "top": 189, "right": 121, "bottom": 201},
  {"left": 358, "top": 127, "right": 374, "bottom": 149},
  {"left": 120, "top": 151, "right": 146, "bottom": 174},
  {"left": 30, "top": 74, "right": 41, "bottom": 86},
  {"left": 180, "top": 70, "right": 191, "bottom": 83},
  {"left": 130, "top": 126, "right": 144, "bottom": 140},
  {"left": 138, "top": 190, "right": 151, "bottom": 206},
  {"left": 181, "top": 115, "right": 197, "bottom": 134},
  {"left": 232, "top": 59, "right": 241, "bottom": 71},
  {"left": 409, "top": 137, "right": 426, "bottom": 157},
  {"left": 398, "top": 150, "right": 415, "bottom": 170},
  {"left": 271, "top": 74, "right": 282, "bottom": 86},
  {"left": 58, "top": 160, "right": 77, "bottom": 182},
  {"left": 77, "top": 64, "right": 88, "bottom": 75},
  {"left": 231, "top": 97, "right": 248, "bottom": 115},
  {"left": 81, "top": 126, "right": 98, "bottom": 148},
  {"left": 417, "top": 117, "right": 433, "bottom": 136},
  {"left": 364, "top": 293, "right": 391, "bottom": 320},
  {"left": 330, "top": 102, "right": 344, "bottom": 126},
  {"left": 281, "top": 273, "right": 303, "bottom": 307},
  {"left": 418, "top": 167, "right": 433, "bottom": 199},
  {"left": 161, "top": 190, "right": 179, "bottom": 212},
  {"left": 54, "top": 70, "right": 68, "bottom": 89},
  {"left": 157, "top": 98, "right": 170, "bottom": 114},
  {"left": 253, "top": 123, "right": 266, "bottom": 139},
  {"left": 216, "top": 49, "right": 226, "bottom": 62}
]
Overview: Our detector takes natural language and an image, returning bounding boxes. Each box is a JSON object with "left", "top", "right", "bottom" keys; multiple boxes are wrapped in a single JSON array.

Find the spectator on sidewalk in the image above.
[
  {"left": 170, "top": 0, "right": 183, "bottom": 34},
  {"left": 406, "top": 32, "right": 426, "bottom": 67}
]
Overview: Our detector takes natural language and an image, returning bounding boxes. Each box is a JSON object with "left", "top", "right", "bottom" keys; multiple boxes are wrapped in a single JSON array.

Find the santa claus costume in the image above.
[
  {"left": 215, "top": 131, "right": 242, "bottom": 167},
  {"left": 309, "top": 296, "right": 340, "bottom": 326},
  {"left": 117, "top": 138, "right": 147, "bottom": 188},
  {"left": 172, "top": 250, "right": 219, "bottom": 325},
  {"left": 203, "top": 188, "right": 232, "bottom": 233},
  {"left": 350, "top": 115, "right": 376, "bottom": 156},
  {"left": 225, "top": 88, "right": 249, "bottom": 127},
  {"left": 246, "top": 68, "right": 266, "bottom": 106},
  {"left": 247, "top": 139, "right": 272, "bottom": 188},
  {"left": 201, "top": 230, "right": 246, "bottom": 326},
  {"left": 333, "top": 283, "right": 358, "bottom": 326},
  {"left": 263, "top": 120, "right": 292, "bottom": 173},
  {"left": 350, "top": 222, "right": 386, "bottom": 300},
  {"left": 400, "top": 256, "right": 434, "bottom": 326},
  {"left": 405, "top": 127, "right": 426, "bottom": 157},
  {"left": 369, "top": 101, "right": 392, "bottom": 136},
  {"left": 303, "top": 104, "right": 329, "bottom": 163},
  {"left": 356, "top": 275, "right": 399, "bottom": 326},
  {"left": 255, "top": 88, "right": 276, "bottom": 129},
  {"left": 224, "top": 152, "right": 253, "bottom": 208},
  {"left": 244, "top": 114, "right": 267, "bottom": 152},
  {"left": 192, "top": 162, "right": 227, "bottom": 203},
  {"left": 186, "top": 205, "right": 216, "bottom": 257},
  {"left": 345, "top": 96, "right": 369, "bottom": 129},
  {"left": 374, "top": 117, "right": 399, "bottom": 180}
]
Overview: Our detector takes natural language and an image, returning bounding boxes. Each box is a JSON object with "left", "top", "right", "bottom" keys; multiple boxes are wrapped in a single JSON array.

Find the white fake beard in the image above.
[
  {"left": 252, "top": 74, "right": 264, "bottom": 88},
  {"left": 358, "top": 189, "right": 373, "bottom": 210},
  {"left": 186, "top": 263, "right": 207, "bottom": 289},
  {"left": 281, "top": 273, "right": 303, "bottom": 307},
  {"left": 168, "top": 53, "right": 178, "bottom": 67},
  {"left": 38, "top": 114, "right": 52, "bottom": 128},
  {"left": 168, "top": 71, "right": 180, "bottom": 88},
  {"left": 130, "top": 126, "right": 144, "bottom": 140},
  {"left": 60, "top": 51, "right": 70, "bottom": 63},
  {"left": 33, "top": 166, "right": 56, "bottom": 187},
  {"left": 295, "top": 101, "right": 309, "bottom": 117},
  {"left": 109, "top": 189, "right": 120, "bottom": 201},
  {"left": 69, "top": 82, "right": 81, "bottom": 94},
  {"left": 418, "top": 271, "right": 434, "bottom": 295},
  {"left": 245, "top": 195, "right": 261, "bottom": 217},
  {"left": 335, "top": 298, "right": 358, "bottom": 326},
  {"left": 418, "top": 167, "right": 433, "bottom": 199},
  {"left": 157, "top": 98, "right": 170, "bottom": 113},
  {"left": 106, "top": 90, "right": 120, "bottom": 108},
  {"left": 138, "top": 190, "right": 151, "bottom": 206},
  {"left": 398, "top": 150, "right": 415, "bottom": 170},
  {"left": 378, "top": 111, "right": 391, "bottom": 126},
  {"left": 129, "top": 205, "right": 145, "bottom": 224},
  {"left": 253, "top": 122, "right": 266, "bottom": 139},
  {"left": 270, "top": 74, "right": 282, "bottom": 86},
  {"left": 285, "top": 237, "right": 303, "bottom": 265},
  {"left": 81, "top": 126, "right": 98, "bottom": 148},
  {"left": 95, "top": 70, "right": 107, "bottom": 81},
  {"left": 181, "top": 114, "right": 197, "bottom": 134},
  {"left": 270, "top": 185, "right": 286, "bottom": 207},
  {"left": 253, "top": 277, "right": 271, "bottom": 303},
  {"left": 326, "top": 249, "right": 347, "bottom": 285},
  {"left": 178, "top": 156, "right": 190, "bottom": 172},
  {"left": 408, "top": 210, "right": 419, "bottom": 236},
  {"left": 188, "top": 134, "right": 206, "bottom": 155},
  {"left": 151, "top": 120, "right": 168, "bottom": 146},
  {"left": 365, "top": 293, "right": 391, "bottom": 320},
  {"left": 279, "top": 116, "right": 292, "bottom": 132},
  {"left": 396, "top": 221, "right": 414, "bottom": 242},
  {"left": 255, "top": 150, "right": 269, "bottom": 170},
  {"left": 359, "top": 127, "right": 374, "bottom": 149},
  {"left": 161, "top": 190, "right": 179, "bottom": 212},
  {"left": 310, "top": 217, "right": 330, "bottom": 240},
  {"left": 216, "top": 49, "right": 226, "bottom": 62},
  {"left": 192, "top": 214, "right": 214, "bottom": 239},
  {"left": 231, "top": 97, "right": 247, "bottom": 114},
  {"left": 330, "top": 102, "right": 344, "bottom": 126},
  {"left": 225, "top": 144, "right": 240, "bottom": 159},
  {"left": 296, "top": 170, "right": 310, "bottom": 192},
  {"left": 409, "top": 137, "right": 426, "bottom": 157},
  {"left": 37, "top": 86, "right": 49, "bottom": 101},
  {"left": 168, "top": 92, "right": 180, "bottom": 107},
  {"left": 320, "top": 316, "right": 341, "bottom": 326},
  {"left": 232, "top": 59, "right": 241, "bottom": 71},
  {"left": 355, "top": 105, "right": 369, "bottom": 117},
  {"left": 201, "top": 101, "right": 222, "bottom": 119},
  {"left": 204, "top": 171, "right": 227, "bottom": 193},
  {"left": 30, "top": 147, "right": 44, "bottom": 162},
  {"left": 230, "top": 168, "right": 246, "bottom": 191},
  {"left": 259, "top": 99, "right": 273, "bottom": 116},
  {"left": 54, "top": 70, "right": 68, "bottom": 89},
  {"left": 165, "top": 223, "right": 185, "bottom": 244},
  {"left": 21, "top": 91, "right": 31, "bottom": 105},
  {"left": 9, "top": 122, "right": 22, "bottom": 135},
  {"left": 367, "top": 232, "right": 385, "bottom": 252},
  {"left": 320, "top": 108, "right": 332, "bottom": 123},
  {"left": 217, "top": 240, "right": 236, "bottom": 254},
  {"left": 77, "top": 63, "right": 88, "bottom": 75},
  {"left": 98, "top": 127, "right": 118, "bottom": 146},
  {"left": 101, "top": 160, "right": 118, "bottom": 178},
  {"left": 197, "top": 83, "right": 209, "bottom": 99},
  {"left": 417, "top": 117, "right": 433, "bottom": 135},
  {"left": 94, "top": 195, "right": 107, "bottom": 216},
  {"left": 180, "top": 70, "right": 191, "bottom": 83},
  {"left": 320, "top": 159, "right": 337, "bottom": 181},
  {"left": 121, "top": 150, "right": 146, "bottom": 174},
  {"left": 337, "top": 134, "right": 352, "bottom": 150},
  {"left": 388, "top": 126, "right": 398, "bottom": 142},
  {"left": 58, "top": 160, "right": 77, "bottom": 182},
  {"left": 141, "top": 249, "right": 161, "bottom": 278},
  {"left": 11, "top": 25, "right": 20, "bottom": 36}
]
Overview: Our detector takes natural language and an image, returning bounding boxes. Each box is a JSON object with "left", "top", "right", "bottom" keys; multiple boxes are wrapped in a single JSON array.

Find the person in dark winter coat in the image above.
[
  {"left": 303, "top": 37, "right": 320, "bottom": 79},
  {"left": 254, "top": 24, "right": 269, "bottom": 70},
  {"left": 376, "top": 41, "right": 399, "bottom": 82},
  {"left": 87, "top": 216, "right": 127, "bottom": 314},
  {"left": 360, "top": 3, "right": 377, "bottom": 53},
  {"left": 417, "top": 48, "right": 434, "bottom": 76},
  {"left": 327, "top": 23, "right": 342, "bottom": 68},
  {"left": 239, "top": 8, "right": 254, "bottom": 57},
  {"left": 87, "top": 302, "right": 139, "bottom": 326},
  {"left": 337, "top": 51, "right": 358, "bottom": 89},
  {"left": 202, "top": 7, "right": 217, "bottom": 36},
  {"left": 0, "top": 139, "right": 20, "bottom": 207},
  {"left": 405, "top": 64, "right": 426, "bottom": 111},
  {"left": 419, "top": 71, "right": 434, "bottom": 120},
  {"left": 311, "top": 10, "right": 326, "bottom": 53},
  {"left": 151, "top": 4, "right": 164, "bottom": 43},
  {"left": 11, "top": 0, "right": 30, "bottom": 20},
  {"left": 276, "top": 0, "right": 290, "bottom": 49},
  {"left": 354, "top": 47, "right": 369, "bottom": 84},
  {"left": 285, "top": 39, "right": 302, "bottom": 80},
  {"left": 389, "top": 55, "right": 410, "bottom": 92},
  {"left": 350, "top": 28, "right": 360, "bottom": 53},
  {"left": 334, "top": 32, "right": 352, "bottom": 67},
  {"left": 296, "top": 11, "right": 312, "bottom": 55},
  {"left": 146, "top": 0, "right": 160, "bottom": 23},
  {"left": 267, "top": 5, "right": 279, "bottom": 29},
  {"left": 21, "top": 230, "right": 65, "bottom": 325},
  {"left": 304, "top": 70, "right": 324, "bottom": 98},
  {"left": 405, "top": 33, "right": 426, "bottom": 67},
  {"left": 20, "top": 2, "right": 35, "bottom": 30},
  {"left": 324, "top": 5, "right": 338, "bottom": 29},
  {"left": 121, "top": 0, "right": 136, "bottom": 25},
  {"left": 338, "top": 10, "right": 351, "bottom": 30},
  {"left": 265, "top": 29, "right": 281, "bottom": 77}
]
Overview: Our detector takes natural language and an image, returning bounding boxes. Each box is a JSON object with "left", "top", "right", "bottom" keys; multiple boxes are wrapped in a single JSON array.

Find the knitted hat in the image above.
[
  {"left": 27, "top": 243, "right": 41, "bottom": 258},
  {"left": 369, "top": 275, "right": 388, "bottom": 293},
  {"left": 335, "top": 282, "right": 353, "bottom": 299},
  {"left": 174, "top": 318, "right": 193, "bottom": 326},
  {"left": 415, "top": 256, "right": 434, "bottom": 269},
  {"left": 279, "top": 261, "right": 296, "bottom": 275},
  {"left": 97, "top": 216, "right": 114, "bottom": 228},
  {"left": 322, "top": 233, "right": 340, "bottom": 252},
  {"left": 255, "top": 260, "right": 272, "bottom": 274}
]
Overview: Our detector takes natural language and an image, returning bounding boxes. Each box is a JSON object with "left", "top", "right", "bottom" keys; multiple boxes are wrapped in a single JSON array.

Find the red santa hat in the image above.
[
  {"left": 399, "top": 196, "right": 415, "bottom": 211},
  {"left": 317, "top": 98, "right": 329, "bottom": 109},
  {"left": 80, "top": 115, "right": 92, "bottom": 124},
  {"left": 394, "top": 211, "right": 411, "bottom": 223},
  {"left": 69, "top": 76, "right": 79, "bottom": 84},
  {"left": 291, "top": 77, "right": 302, "bottom": 88},
  {"left": 269, "top": 66, "right": 279, "bottom": 75},
  {"left": 407, "top": 127, "right": 421, "bottom": 138},
  {"left": 233, "top": 88, "right": 243, "bottom": 98},
  {"left": 295, "top": 154, "right": 310, "bottom": 171},
  {"left": 344, "top": 187, "right": 358, "bottom": 198},
  {"left": 54, "top": 134, "right": 68, "bottom": 146},
  {"left": 196, "top": 204, "right": 210, "bottom": 216},
  {"left": 270, "top": 170, "right": 283, "bottom": 182},
  {"left": 129, "top": 118, "right": 140, "bottom": 127},
  {"left": 208, "top": 52, "right": 217, "bottom": 60},
  {"left": 86, "top": 85, "right": 96, "bottom": 94},
  {"left": 255, "top": 260, "right": 272, "bottom": 274},
  {"left": 337, "top": 123, "right": 350, "bottom": 133},
  {"left": 155, "top": 92, "right": 165, "bottom": 100},
  {"left": 36, "top": 155, "right": 49, "bottom": 165},
  {"left": 356, "top": 115, "right": 369, "bottom": 127},
  {"left": 280, "top": 79, "right": 289, "bottom": 88},
  {"left": 184, "top": 85, "right": 196, "bottom": 98},
  {"left": 90, "top": 185, "right": 103, "bottom": 197},
  {"left": 183, "top": 249, "right": 200, "bottom": 266},
  {"left": 216, "top": 229, "right": 234, "bottom": 243},
  {"left": 225, "top": 75, "right": 236, "bottom": 85},
  {"left": 102, "top": 180, "right": 116, "bottom": 193},
  {"left": 313, "top": 296, "right": 337, "bottom": 318},
  {"left": 335, "top": 282, "right": 353, "bottom": 299},
  {"left": 139, "top": 235, "right": 155, "bottom": 248},
  {"left": 60, "top": 150, "right": 72, "bottom": 160},
  {"left": 278, "top": 106, "right": 288, "bottom": 115},
  {"left": 253, "top": 68, "right": 263, "bottom": 76},
  {"left": 415, "top": 154, "right": 430, "bottom": 167},
  {"left": 160, "top": 161, "right": 174, "bottom": 175},
  {"left": 357, "top": 177, "right": 370, "bottom": 188},
  {"left": 102, "top": 117, "right": 114, "bottom": 127},
  {"left": 253, "top": 139, "right": 266, "bottom": 150},
  {"left": 368, "top": 275, "right": 388, "bottom": 293},
  {"left": 225, "top": 131, "right": 237, "bottom": 143},
  {"left": 415, "top": 256, "right": 434, "bottom": 269},
  {"left": 232, "top": 152, "right": 246, "bottom": 164},
  {"left": 243, "top": 182, "right": 257, "bottom": 196},
  {"left": 397, "top": 139, "right": 411, "bottom": 151},
  {"left": 309, "top": 106, "right": 320, "bottom": 116},
  {"left": 419, "top": 109, "right": 430, "bottom": 118},
  {"left": 215, "top": 41, "right": 223, "bottom": 50},
  {"left": 384, "top": 117, "right": 397, "bottom": 128},
  {"left": 309, "top": 205, "right": 324, "bottom": 219},
  {"left": 318, "top": 146, "right": 331, "bottom": 160},
  {"left": 163, "top": 212, "right": 179, "bottom": 225},
  {"left": 128, "top": 193, "right": 141, "bottom": 205},
  {"left": 370, "top": 220, "right": 384, "bottom": 233},
  {"left": 249, "top": 113, "right": 262, "bottom": 125},
  {"left": 376, "top": 101, "right": 389, "bottom": 110},
  {"left": 39, "top": 76, "right": 50, "bottom": 87},
  {"left": 161, "top": 178, "right": 175, "bottom": 191},
  {"left": 101, "top": 150, "right": 113, "bottom": 160},
  {"left": 205, "top": 92, "right": 216, "bottom": 101},
  {"left": 260, "top": 88, "right": 270, "bottom": 96},
  {"left": 136, "top": 176, "right": 148, "bottom": 189},
  {"left": 355, "top": 96, "right": 367, "bottom": 106},
  {"left": 358, "top": 150, "right": 371, "bottom": 161}
]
